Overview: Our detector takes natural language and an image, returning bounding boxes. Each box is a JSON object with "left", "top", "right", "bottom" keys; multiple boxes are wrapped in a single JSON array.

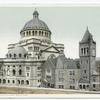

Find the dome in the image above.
[
  {"left": 12, "top": 46, "right": 27, "bottom": 54},
  {"left": 20, "top": 9, "right": 52, "bottom": 43},
  {"left": 7, "top": 45, "right": 27, "bottom": 59},
  {"left": 21, "top": 10, "right": 50, "bottom": 31}
]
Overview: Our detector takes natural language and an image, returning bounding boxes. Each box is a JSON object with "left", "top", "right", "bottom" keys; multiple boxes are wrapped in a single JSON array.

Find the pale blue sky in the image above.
[{"left": 0, "top": 7, "right": 100, "bottom": 59}]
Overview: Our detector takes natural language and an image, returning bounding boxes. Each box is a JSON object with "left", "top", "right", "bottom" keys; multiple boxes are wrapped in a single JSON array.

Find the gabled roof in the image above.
[
  {"left": 41, "top": 46, "right": 60, "bottom": 53},
  {"left": 56, "top": 54, "right": 67, "bottom": 63},
  {"left": 42, "top": 54, "right": 79, "bottom": 70},
  {"left": 42, "top": 56, "right": 56, "bottom": 69},
  {"left": 56, "top": 55, "right": 78, "bottom": 69},
  {"left": 80, "top": 27, "right": 94, "bottom": 43},
  {"left": 56, "top": 55, "right": 66, "bottom": 69}
]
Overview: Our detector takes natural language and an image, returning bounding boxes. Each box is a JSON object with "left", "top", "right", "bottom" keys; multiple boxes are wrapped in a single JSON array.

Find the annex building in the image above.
[{"left": 0, "top": 9, "right": 99, "bottom": 91}]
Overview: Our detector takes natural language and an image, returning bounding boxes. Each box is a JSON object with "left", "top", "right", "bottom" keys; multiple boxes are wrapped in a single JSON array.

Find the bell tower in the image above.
[{"left": 79, "top": 27, "right": 96, "bottom": 89}]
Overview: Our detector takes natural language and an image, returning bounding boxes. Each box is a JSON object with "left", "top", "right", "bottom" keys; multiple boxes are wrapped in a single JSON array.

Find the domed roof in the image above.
[
  {"left": 13, "top": 46, "right": 27, "bottom": 54},
  {"left": 21, "top": 10, "right": 50, "bottom": 31},
  {"left": 8, "top": 45, "right": 27, "bottom": 56}
]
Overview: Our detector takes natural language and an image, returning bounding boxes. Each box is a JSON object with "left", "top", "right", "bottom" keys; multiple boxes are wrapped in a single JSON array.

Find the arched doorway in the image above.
[
  {"left": 18, "top": 80, "right": 20, "bottom": 85},
  {"left": 0, "top": 79, "right": 1, "bottom": 84},
  {"left": 26, "top": 80, "right": 29, "bottom": 85},
  {"left": 83, "top": 85, "right": 86, "bottom": 89},
  {"left": 3, "top": 79, "right": 6, "bottom": 84},
  {"left": 79, "top": 85, "right": 82, "bottom": 89},
  {"left": 19, "top": 69, "right": 22, "bottom": 75},
  {"left": 21, "top": 80, "right": 24, "bottom": 85}
]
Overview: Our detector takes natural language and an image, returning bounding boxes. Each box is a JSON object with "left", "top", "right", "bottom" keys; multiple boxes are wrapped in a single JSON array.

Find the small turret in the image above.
[
  {"left": 33, "top": 9, "right": 39, "bottom": 18},
  {"left": 80, "top": 26, "right": 94, "bottom": 43}
]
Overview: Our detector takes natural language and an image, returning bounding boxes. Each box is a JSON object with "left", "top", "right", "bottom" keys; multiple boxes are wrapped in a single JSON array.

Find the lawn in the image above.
[{"left": 0, "top": 86, "right": 99, "bottom": 94}]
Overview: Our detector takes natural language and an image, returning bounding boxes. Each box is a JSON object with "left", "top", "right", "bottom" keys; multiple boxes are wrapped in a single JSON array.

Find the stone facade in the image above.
[
  {"left": 0, "top": 10, "right": 64, "bottom": 87},
  {"left": 0, "top": 9, "right": 99, "bottom": 91},
  {"left": 41, "top": 55, "right": 80, "bottom": 89},
  {"left": 79, "top": 27, "right": 99, "bottom": 91}
]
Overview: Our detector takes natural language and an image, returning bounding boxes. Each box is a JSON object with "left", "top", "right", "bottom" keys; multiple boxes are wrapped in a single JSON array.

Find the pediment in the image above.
[{"left": 42, "top": 46, "right": 60, "bottom": 53}]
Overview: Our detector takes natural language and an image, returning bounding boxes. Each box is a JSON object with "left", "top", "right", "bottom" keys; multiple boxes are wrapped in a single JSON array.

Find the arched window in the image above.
[
  {"left": 32, "top": 31, "right": 34, "bottom": 36},
  {"left": 45, "top": 32, "right": 48, "bottom": 37},
  {"left": 35, "top": 31, "right": 37, "bottom": 36},
  {"left": 80, "top": 85, "right": 82, "bottom": 89},
  {"left": 26, "top": 80, "right": 29, "bottom": 85},
  {"left": 7, "top": 65, "right": 10, "bottom": 68},
  {"left": 38, "top": 55, "right": 40, "bottom": 59},
  {"left": 29, "top": 31, "right": 31, "bottom": 36},
  {"left": 3, "top": 79, "right": 6, "bottom": 84},
  {"left": 26, "top": 31, "right": 28, "bottom": 36},
  {"left": 73, "top": 79, "right": 75, "bottom": 83},
  {"left": 42, "top": 31, "right": 43, "bottom": 36},
  {"left": 48, "top": 54, "right": 56, "bottom": 59},
  {"left": 19, "top": 54, "right": 22, "bottom": 58},
  {"left": 83, "top": 85, "right": 86, "bottom": 89},
  {"left": 48, "top": 33, "right": 50, "bottom": 38},
  {"left": 14, "top": 54, "right": 16, "bottom": 58},
  {"left": 9, "top": 54, "right": 12, "bottom": 58},
  {"left": 93, "top": 84, "right": 96, "bottom": 88},
  {"left": 84, "top": 70, "right": 86, "bottom": 73},
  {"left": 23, "top": 32, "right": 25, "bottom": 37},
  {"left": 87, "top": 85, "right": 89, "bottom": 88},
  {"left": 6, "top": 54, "right": 8, "bottom": 58},
  {"left": 84, "top": 48, "right": 86, "bottom": 55},
  {"left": 18, "top": 80, "right": 20, "bottom": 84},
  {"left": 12, "top": 69, "right": 16, "bottom": 76},
  {"left": 0, "top": 79, "right": 1, "bottom": 83},
  {"left": 81, "top": 48, "right": 83, "bottom": 54},
  {"left": 24, "top": 54, "right": 26, "bottom": 58},
  {"left": 87, "top": 47, "right": 89, "bottom": 54},
  {"left": 45, "top": 32, "right": 47, "bottom": 37},
  {"left": 73, "top": 86, "right": 75, "bottom": 89},
  {"left": 47, "top": 33, "right": 48, "bottom": 37},
  {"left": 12, "top": 80, "right": 15, "bottom": 83},
  {"left": 39, "top": 31, "right": 41, "bottom": 36},
  {"left": 21, "top": 80, "right": 24, "bottom": 85},
  {"left": 8, "top": 80, "right": 10, "bottom": 83},
  {"left": 70, "top": 86, "right": 72, "bottom": 89},
  {"left": 19, "top": 69, "right": 22, "bottom": 75}
]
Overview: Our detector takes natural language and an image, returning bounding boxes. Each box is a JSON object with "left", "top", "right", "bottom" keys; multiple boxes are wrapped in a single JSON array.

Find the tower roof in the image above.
[{"left": 80, "top": 27, "right": 94, "bottom": 43}]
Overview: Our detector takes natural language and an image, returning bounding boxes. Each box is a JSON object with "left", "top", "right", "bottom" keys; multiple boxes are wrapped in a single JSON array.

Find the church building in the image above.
[
  {"left": 0, "top": 10, "right": 64, "bottom": 87},
  {"left": 0, "top": 9, "right": 99, "bottom": 91}
]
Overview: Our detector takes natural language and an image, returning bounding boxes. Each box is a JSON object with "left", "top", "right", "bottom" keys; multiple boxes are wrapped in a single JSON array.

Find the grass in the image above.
[
  {"left": 0, "top": 86, "right": 72, "bottom": 94},
  {"left": 0, "top": 86, "right": 99, "bottom": 94}
]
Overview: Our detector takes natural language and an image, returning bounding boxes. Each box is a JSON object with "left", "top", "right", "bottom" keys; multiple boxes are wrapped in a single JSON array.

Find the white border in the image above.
[
  {"left": 0, "top": 0, "right": 100, "bottom": 4},
  {"left": 0, "top": 94, "right": 100, "bottom": 99},
  {"left": 1, "top": 3, "right": 100, "bottom": 7},
  {"left": 0, "top": 0, "right": 100, "bottom": 99}
]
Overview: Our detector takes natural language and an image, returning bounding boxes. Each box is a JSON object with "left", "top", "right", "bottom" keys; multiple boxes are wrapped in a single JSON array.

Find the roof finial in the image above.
[
  {"left": 35, "top": 8, "right": 37, "bottom": 11},
  {"left": 33, "top": 8, "right": 39, "bottom": 18},
  {"left": 86, "top": 26, "right": 90, "bottom": 33},
  {"left": 86, "top": 26, "right": 88, "bottom": 31}
]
